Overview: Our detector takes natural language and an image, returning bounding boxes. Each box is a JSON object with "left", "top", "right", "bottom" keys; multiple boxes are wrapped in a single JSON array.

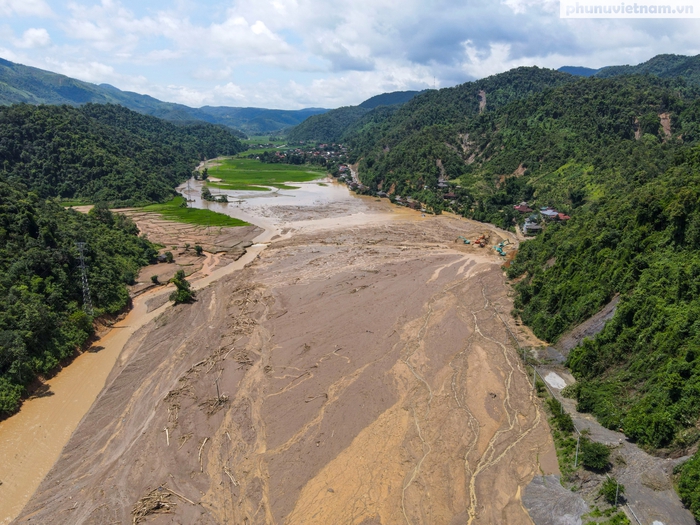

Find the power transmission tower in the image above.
[{"left": 76, "top": 242, "right": 94, "bottom": 316}]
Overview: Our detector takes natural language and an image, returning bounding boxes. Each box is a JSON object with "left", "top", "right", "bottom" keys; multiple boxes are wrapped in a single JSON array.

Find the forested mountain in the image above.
[
  {"left": 196, "top": 106, "right": 327, "bottom": 135},
  {"left": 0, "top": 185, "right": 158, "bottom": 415},
  {"left": 560, "top": 54, "right": 700, "bottom": 82},
  {"left": 0, "top": 103, "right": 244, "bottom": 205},
  {"left": 347, "top": 66, "right": 575, "bottom": 191},
  {"left": 286, "top": 90, "right": 426, "bottom": 142},
  {"left": 0, "top": 58, "right": 327, "bottom": 134}
]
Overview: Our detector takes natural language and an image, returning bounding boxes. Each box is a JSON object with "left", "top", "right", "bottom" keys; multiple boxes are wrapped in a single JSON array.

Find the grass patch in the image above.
[
  {"left": 207, "top": 157, "right": 324, "bottom": 191},
  {"left": 143, "top": 196, "right": 249, "bottom": 227}
]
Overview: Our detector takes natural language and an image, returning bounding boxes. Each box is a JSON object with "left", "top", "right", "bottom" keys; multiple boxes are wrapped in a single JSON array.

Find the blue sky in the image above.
[{"left": 1, "top": 0, "right": 698, "bottom": 109}]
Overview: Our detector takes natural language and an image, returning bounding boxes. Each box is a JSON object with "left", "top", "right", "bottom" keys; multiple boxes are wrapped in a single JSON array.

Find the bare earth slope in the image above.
[{"left": 15, "top": 214, "right": 557, "bottom": 524}]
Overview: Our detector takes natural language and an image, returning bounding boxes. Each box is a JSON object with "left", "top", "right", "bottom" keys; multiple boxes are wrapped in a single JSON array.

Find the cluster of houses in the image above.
[
  {"left": 514, "top": 202, "right": 571, "bottom": 235},
  {"left": 252, "top": 142, "right": 349, "bottom": 165}
]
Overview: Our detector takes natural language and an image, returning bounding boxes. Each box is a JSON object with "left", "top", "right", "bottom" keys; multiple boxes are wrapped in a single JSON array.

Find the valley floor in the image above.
[{"left": 13, "top": 198, "right": 559, "bottom": 524}]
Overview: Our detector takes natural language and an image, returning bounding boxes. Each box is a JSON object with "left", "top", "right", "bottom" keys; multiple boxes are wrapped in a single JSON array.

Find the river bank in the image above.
[{"left": 0, "top": 222, "right": 268, "bottom": 525}]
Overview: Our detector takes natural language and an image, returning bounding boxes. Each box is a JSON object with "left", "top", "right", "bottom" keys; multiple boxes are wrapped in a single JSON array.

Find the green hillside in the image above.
[
  {"left": 0, "top": 184, "right": 158, "bottom": 416},
  {"left": 0, "top": 57, "right": 327, "bottom": 134},
  {"left": 558, "top": 66, "right": 601, "bottom": 77},
  {"left": 348, "top": 66, "right": 576, "bottom": 199},
  {"left": 0, "top": 103, "right": 244, "bottom": 205},
  {"left": 358, "top": 90, "right": 424, "bottom": 109},
  {"left": 286, "top": 106, "right": 371, "bottom": 142}
]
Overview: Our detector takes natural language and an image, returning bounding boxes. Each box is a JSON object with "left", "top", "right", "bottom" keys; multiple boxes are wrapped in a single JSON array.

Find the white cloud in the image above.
[
  {"left": 204, "top": 15, "right": 294, "bottom": 60},
  {"left": 460, "top": 41, "right": 524, "bottom": 79},
  {"left": 0, "top": 0, "right": 53, "bottom": 17},
  {"left": 0, "top": 46, "right": 18, "bottom": 61},
  {"left": 14, "top": 28, "right": 51, "bottom": 49},
  {"left": 2, "top": 0, "right": 698, "bottom": 108}
]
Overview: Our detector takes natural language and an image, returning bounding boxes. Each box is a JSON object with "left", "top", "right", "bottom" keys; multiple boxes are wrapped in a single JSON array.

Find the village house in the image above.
[
  {"left": 540, "top": 207, "right": 559, "bottom": 221},
  {"left": 523, "top": 219, "right": 542, "bottom": 235},
  {"left": 514, "top": 202, "right": 533, "bottom": 213}
]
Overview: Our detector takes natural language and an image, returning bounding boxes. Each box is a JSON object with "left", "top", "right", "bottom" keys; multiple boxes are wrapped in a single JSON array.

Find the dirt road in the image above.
[{"left": 13, "top": 199, "right": 557, "bottom": 524}]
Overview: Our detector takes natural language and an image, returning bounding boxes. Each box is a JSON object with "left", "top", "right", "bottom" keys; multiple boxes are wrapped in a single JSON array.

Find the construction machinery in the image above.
[
  {"left": 457, "top": 236, "right": 471, "bottom": 245},
  {"left": 473, "top": 233, "right": 489, "bottom": 248}
]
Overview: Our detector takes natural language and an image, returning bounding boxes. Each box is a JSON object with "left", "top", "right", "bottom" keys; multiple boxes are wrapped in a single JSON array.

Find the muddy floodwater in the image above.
[
  {"left": 2, "top": 176, "right": 559, "bottom": 525},
  {"left": 179, "top": 177, "right": 422, "bottom": 232}
]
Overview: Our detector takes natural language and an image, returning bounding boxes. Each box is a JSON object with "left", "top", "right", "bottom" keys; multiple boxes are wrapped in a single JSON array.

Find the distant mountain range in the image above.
[
  {"left": 0, "top": 57, "right": 327, "bottom": 136},
  {"left": 4, "top": 53, "right": 699, "bottom": 140}
]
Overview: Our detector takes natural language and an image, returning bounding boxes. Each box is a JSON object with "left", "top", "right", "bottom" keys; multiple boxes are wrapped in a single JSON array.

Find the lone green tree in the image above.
[
  {"left": 194, "top": 245, "right": 203, "bottom": 256},
  {"left": 581, "top": 438, "right": 611, "bottom": 470},
  {"left": 169, "top": 270, "right": 195, "bottom": 304}
]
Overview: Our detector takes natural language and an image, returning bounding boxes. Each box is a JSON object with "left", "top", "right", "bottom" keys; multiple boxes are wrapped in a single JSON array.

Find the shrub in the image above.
[
  {"left": 580, "top": 438, "right": 610, "bottom": 470},
  {"left": 547, "top": 397, "right": 575, "bottom": 433},
  {"left": 599, "top": 476, "right": 624, "bottom": 505},
  {"left": 169, "top": 270, "right": 195, "bottom": 304}
]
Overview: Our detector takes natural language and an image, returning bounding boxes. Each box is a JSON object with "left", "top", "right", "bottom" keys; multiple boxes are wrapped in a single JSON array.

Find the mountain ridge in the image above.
[{"left": 0, "top": 57, "right": 328, "bottom": 135}]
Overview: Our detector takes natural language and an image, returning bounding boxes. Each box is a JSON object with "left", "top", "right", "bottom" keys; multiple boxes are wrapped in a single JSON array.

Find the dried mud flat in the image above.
[
  {"left": 14, "top": 214, "right": 558, "bottom": 524},
  {"left": 117, "top": 209, "right": 262, "bottom": 255}
]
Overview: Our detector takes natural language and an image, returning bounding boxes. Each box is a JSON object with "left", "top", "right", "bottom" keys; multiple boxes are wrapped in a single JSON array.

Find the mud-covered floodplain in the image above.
[{"left": 7, "top": 180, "right": 559, "bottom": 524}]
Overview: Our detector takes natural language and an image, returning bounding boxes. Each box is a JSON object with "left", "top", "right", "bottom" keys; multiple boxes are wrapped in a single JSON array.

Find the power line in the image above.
[{"left": 76, "top": 242, "right": 94, "bottom": 316}]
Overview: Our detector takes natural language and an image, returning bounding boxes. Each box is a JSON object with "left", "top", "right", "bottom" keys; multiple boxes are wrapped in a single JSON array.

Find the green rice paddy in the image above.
[
  {"left": 207, "top": 158, "right": 325, "bottom": 191},
  {"left": 143, "top": 196, "right": 249, "bottom": 227}
]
